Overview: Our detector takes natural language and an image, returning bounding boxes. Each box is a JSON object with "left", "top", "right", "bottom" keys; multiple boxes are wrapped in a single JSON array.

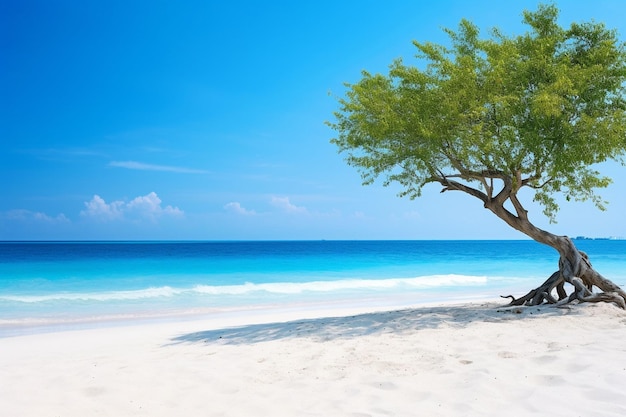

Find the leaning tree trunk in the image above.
[
  {"left": 482, "top": 199, "right": 626, "bottom": 309},
  {"left": 502, "top": 236, "right": 626, "bottom": 309},
  {"left": 438, "top": 172, "right": 625, "bottom": 309}
]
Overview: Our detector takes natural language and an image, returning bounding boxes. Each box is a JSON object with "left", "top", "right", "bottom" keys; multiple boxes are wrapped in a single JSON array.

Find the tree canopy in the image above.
[{"left": 329, "top": 3, "right": 626, "bottom": 226}]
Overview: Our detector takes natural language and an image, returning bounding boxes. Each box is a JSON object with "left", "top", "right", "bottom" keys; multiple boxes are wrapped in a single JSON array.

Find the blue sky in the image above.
[{"left": 2, "top": 0, "right": 625, "bottom": 240}]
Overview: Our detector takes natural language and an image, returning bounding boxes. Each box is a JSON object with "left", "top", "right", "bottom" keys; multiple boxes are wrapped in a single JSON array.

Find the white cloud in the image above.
[
  {"left": 109, "top": 161, "right": 209, "bottom": 174},
  {"left": 3, "top": 209, "right": 70, "bottom": 223},
  {"left": 270, "top": 196, "right": 308, "bottom": 214},
  {"left": 81, "top": 195, "right": 124, "bottom": 221},
  {"left": 81, "top": 192, "right": 183, "bottom": 222},
  {"left": 127, "top": 192, "right": 184, "bottom": 220},
  {"left": 224, "top": 202, "right": 256, "bottom": 215}
]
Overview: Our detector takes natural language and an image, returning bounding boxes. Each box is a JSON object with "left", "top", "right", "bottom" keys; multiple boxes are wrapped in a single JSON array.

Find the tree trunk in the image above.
[
  {"left": 485, "top": 201, "right": 626, "bottom": 309},
  {"left": 502, "top": 235, "right": 626, "bottom": 309}
]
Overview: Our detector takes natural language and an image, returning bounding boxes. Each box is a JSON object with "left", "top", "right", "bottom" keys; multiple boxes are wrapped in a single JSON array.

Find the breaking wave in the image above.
[{"left": 1, "top": 274, "right": 487, "bottom": 303}]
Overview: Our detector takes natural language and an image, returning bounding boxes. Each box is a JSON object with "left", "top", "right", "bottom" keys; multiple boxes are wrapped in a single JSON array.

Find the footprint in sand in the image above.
[
  {"left": 498, "top": 351, "right": 517, "bottom": 358},
  {"left": 532, "top": 354, "right": 558, "bottom": 364},
  {"left": 530, "top": 374, "right": 566, "bottom": 386}
]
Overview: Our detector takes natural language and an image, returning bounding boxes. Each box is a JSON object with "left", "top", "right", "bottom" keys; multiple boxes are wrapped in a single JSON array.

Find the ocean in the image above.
[{"left": 1, "top": 240, "right": 624, "bottom": 336}]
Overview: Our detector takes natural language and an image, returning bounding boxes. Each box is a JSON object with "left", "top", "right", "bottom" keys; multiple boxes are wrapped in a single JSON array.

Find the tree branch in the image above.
[
  {"left": 510, "top": 191, "right": 529, "bottom": 220},
  {"left": 492, "top": 174, "right": 513, "bottom": 207},
  {"left": 479, "top": 177, "right": 493, "bottom": 200},
  {"left": 435, "top": 174, "right": 489, "bottom": 204},
  {"left": 524, "top": 176, "right": 554, "bottom": 189}
]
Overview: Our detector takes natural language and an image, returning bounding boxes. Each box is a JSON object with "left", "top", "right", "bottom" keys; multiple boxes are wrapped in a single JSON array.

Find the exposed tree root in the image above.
[
  {"left": 501, "top": 270, "right": 564, "bottom": 306},
  {"left": 503, "top": 274, "right": 626, "bottom": 310},
  {"left": 556, "top": 277, "right": 626, "bottom": 309},
  {"left": 501, "top": 242, "right": 626, "bottom": 310}
]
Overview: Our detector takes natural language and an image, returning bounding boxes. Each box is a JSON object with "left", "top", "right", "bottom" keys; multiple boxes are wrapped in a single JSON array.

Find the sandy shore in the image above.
[{"left": 2, "top": 301, "right": 626, "bottom": 416}]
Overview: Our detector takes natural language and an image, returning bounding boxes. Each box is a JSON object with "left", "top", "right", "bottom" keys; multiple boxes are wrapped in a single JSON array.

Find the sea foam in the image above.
[{"left": 1, "top": 274, "right": 488, "bottom": 303}]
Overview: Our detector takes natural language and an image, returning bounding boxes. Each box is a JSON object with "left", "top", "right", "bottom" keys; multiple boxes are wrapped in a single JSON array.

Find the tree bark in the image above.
[
  {"left": 436, "top": 174, "right": 626, "bottom": 309},
  {"left": 500, "top": 232, "right": 626, "bottom": 309},
  {"left": 483, "top": 198, "right": 626, "bottom": 309}
]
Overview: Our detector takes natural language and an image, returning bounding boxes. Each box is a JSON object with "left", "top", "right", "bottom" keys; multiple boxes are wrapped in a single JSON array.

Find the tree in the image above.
[{"left": 329, "top": 4, "right": 626, "bottom": 308}]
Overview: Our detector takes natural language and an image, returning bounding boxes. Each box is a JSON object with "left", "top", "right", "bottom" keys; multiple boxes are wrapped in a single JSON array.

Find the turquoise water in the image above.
[{"left": 1, "top": 240, "right": 624, "bottom": 335}]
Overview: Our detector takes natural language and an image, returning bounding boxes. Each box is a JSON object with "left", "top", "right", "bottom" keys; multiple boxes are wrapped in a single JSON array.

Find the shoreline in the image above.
[
  {"left": 2, "top": 300, "right": 625, "bottom": 416},
  {"left": 0, "top": 292, "right": 509, "bottom": 338}
]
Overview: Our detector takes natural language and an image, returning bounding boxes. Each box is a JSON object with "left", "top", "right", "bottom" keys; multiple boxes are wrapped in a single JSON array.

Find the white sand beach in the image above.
[{"left": 2, "top": 301, "right": 626, "bottom": 417}]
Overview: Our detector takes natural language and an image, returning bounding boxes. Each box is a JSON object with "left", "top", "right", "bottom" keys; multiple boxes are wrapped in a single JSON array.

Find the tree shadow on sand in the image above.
[{"left": 168, "top": 303, "right": 573, "bottom": 346}]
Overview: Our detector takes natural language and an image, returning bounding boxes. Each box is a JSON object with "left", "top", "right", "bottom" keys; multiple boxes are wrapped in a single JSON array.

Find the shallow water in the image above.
[{"left": 1, "top": 240, "right": 624, "bottom": 334}]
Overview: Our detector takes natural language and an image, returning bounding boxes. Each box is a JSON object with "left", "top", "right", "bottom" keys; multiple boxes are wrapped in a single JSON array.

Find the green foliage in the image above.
[{"left": 329, "top": 3, "right": 626, "bottom": 222}]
